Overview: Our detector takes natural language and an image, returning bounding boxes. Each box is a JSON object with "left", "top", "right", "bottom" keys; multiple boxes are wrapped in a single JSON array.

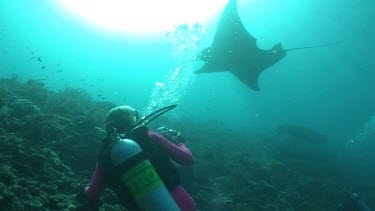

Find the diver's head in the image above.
[{"left": 105, "top": 105, "right": 139, "bottom": 133}]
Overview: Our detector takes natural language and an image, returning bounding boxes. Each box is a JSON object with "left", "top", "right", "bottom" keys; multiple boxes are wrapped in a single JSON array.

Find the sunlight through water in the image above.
[{"left": 57, "top": 0, "right": 227, "bottom": 33}]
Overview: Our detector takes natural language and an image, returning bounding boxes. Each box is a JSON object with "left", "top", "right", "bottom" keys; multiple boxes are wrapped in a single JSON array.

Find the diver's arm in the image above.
[
  {"left": 85, "top": 163, "right": 107, "bottom": 200},
  {"left": 148, "top": 131, "right": 193, "bottom": 166},
  {"left": 75, "top": 163, "right": 106, "bottom": 210}
]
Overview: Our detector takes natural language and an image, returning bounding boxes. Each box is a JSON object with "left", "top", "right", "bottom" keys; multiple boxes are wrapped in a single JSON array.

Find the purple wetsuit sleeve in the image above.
[
  {"left": 170, "top": 185, "right": 197, "bottom": 211},
  {"left": 85, "top": 163, "right": 107, "bottom": 200},
  {"left": 147, "top": 131, "right": 193, "bottom": 166}
]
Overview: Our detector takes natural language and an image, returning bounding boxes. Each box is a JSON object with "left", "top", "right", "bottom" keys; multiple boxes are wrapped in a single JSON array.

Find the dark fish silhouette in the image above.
[
  {"left": 195, "top": 0, "right": 342, "bottom": 91},
  {"left": 276, "top": 124, "right": 328, "bottom": 144}
]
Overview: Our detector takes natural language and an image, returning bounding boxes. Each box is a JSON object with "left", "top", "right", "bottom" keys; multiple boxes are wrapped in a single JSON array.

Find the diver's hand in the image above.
[
  {"left": 156, "top": 126, "right": 185, "bottom": 144},
  {"left": 76, "top": 187, "right": 88, "bottom": 202},
  {"left": 76, "top": 200, "right": 102, "bottom": 211},
  {"left": 76, "top": 187, "right": 103, "bottom": 211},
  {"left": 174, "top": 133, "right": 185, "bottom": 144}
]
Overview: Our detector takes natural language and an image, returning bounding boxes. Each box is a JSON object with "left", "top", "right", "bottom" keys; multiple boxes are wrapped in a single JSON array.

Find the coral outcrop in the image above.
[{"left": 1, "top": 76, "right": 374, "bottom": 210}]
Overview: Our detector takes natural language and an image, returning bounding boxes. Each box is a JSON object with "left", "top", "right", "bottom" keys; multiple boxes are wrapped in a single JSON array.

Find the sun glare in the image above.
[{"left": 57, "top": 0, "right": 228, "bottom": 34}]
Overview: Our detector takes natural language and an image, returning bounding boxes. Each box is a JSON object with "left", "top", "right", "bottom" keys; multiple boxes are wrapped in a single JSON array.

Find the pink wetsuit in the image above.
[{"left": 85, "top": 131, "right": 196, "bottom": 211}]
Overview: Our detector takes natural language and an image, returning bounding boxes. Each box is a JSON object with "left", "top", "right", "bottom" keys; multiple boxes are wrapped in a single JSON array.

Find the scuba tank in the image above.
[{"left": 100, "top": 105, "right": 180, "bottom": 211}]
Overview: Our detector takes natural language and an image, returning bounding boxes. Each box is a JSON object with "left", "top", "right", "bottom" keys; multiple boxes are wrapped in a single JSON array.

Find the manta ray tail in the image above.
[{"left": 285, "top": 41, "right": 343, "bottom": 52}]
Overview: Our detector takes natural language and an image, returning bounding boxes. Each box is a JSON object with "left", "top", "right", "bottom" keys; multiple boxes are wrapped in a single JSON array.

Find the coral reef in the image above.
[
  {"left": 0, "top": 76, "right": 116, "bottom": 210},
  {"left": 156, "top": 118, "right": 374, "bottom": 210},
  {"left": 0, "top": 76, "right": 374, "bottom": 210}
]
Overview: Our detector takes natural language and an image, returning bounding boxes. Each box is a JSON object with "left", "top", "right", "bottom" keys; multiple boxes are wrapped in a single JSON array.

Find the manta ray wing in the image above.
[
  {"left": 195, "top": 0, "right": 341, "bottom": 91},
  {"left": 195, "top": 0, "right": 272, "bottom": 91},
  {"left": 231, "top": 64, "right": 261, "bottom": 90},
  {"left": 211, "top": 0, "right": 256, "bottom": 53}
]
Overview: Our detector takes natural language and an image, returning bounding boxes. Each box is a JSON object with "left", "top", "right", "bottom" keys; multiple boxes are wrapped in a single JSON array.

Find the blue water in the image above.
[{"left": 1, "top": 0, "right": 374, "bottom": 148}]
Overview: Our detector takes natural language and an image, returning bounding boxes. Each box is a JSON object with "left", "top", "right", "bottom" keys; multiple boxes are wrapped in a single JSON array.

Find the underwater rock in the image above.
[
  {"left": 0, "top": 185, "right": 15, "bottom": 210},
  {"left": 0, "top": 105, "right": 10, "bottom": 117},
  {"left": 269, "top": 161, "right": 289, "bottom": 188},
  {"left": 17, "top": 79, "right": 48, "bottom": 104},
  {"left": 27, "top": 153, "right": 46, "bottom": 172},
  {"left": 22, "top": 114, "right": 74, "bottom": 143},
  {"left": 0, "top": 134, "right": 25, "bottom": 159},
  {"left": 276, "top": 124, "right": 328, "bottom": 144},
  {"left": 0, "top": 77, "right": 48, "bottom": 106},
  {"left": 207, "top": 197, "right": 233, "bottom": 211},
  {"left": 254, "top": 180, "right": 278, "bottom": 200},
  {"left": 1, "top": 75, "right": 367, "bottom": 210},
  {"left": 44, "top": 88, "right": 93, "bottom": 118},
  {"left": 0, "top": 164, "right": 16, "bottom": 186},
  {"left": 0, "top": 77, "right": 104, "bottom": 210},
  {"left": 10, "top": 98, "right": 40, "bottom": 119},
  {"left": 39, "top": 183, "right": 58, "bottom": 195}
]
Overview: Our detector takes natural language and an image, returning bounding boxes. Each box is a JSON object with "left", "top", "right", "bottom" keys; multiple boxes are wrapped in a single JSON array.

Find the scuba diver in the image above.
[{"left": 77, "top": 105, "right": 197, "bottom": 211}]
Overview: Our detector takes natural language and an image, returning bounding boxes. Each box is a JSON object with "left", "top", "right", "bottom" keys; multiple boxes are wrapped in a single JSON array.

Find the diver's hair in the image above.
[
  {"left": 102, "top": 134, "right": 112, "bottom": 145},
  {"left": 99, "top": 124, "right": 117, "bottom": 153},
  {"left": 105, "top": 105, "right": 136, "bottom": 124},
  {"left": 98, "top": 125, "right": 117, "bottom": 165}
]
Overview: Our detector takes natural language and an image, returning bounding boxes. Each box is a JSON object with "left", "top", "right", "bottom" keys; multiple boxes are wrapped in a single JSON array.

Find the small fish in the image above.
[
  {"left": 41, "top": 66, "right": 46, "bottom": 69},
  {"left": 37, "top": 57, "right": 42, "bottom": 62}
]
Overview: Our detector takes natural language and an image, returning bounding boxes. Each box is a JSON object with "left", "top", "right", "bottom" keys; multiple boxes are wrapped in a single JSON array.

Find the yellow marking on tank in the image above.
[{"left": 122, "top": 160, "right": 164, "bottom": 201}]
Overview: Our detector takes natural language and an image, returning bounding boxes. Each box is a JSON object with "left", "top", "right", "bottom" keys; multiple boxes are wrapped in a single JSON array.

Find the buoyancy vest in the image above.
[{"left": 98, "top": 126, "right": 180, "bottom": 209}]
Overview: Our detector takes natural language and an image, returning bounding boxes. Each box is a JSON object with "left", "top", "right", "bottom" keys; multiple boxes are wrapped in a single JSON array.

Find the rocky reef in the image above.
[
  {"left": 0, "top": 76, "right": 118, "bottom": 210},
  {"left": 165, "top": 122, "right": 351, "bottom": 211},
  {"left": 0, "top": 75, "right": 374, "bottom": 210}
]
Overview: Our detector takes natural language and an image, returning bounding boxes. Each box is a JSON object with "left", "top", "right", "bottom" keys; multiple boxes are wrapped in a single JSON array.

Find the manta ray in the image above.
[{"left": 195, "top": 0, "right": 341, "bottom": 91}]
